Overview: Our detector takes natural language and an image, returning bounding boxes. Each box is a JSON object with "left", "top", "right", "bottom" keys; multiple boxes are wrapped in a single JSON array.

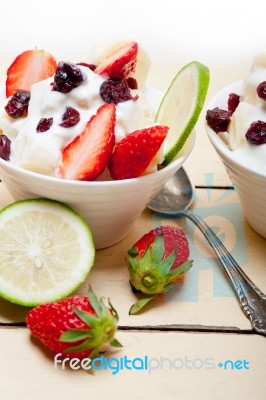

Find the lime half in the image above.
[
  {"left": 156, "top": 61, "right": 210, "bottom": 166},
  {"left": 0, "top": 199, "right": 95, "bottom": 306}
]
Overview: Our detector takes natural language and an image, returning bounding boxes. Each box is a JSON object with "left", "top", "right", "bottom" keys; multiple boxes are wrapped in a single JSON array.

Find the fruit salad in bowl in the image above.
[
  {"left": 206, "top": 51, "right": 266, "bottom": 238},
  {"left": 0, "top": 41, "right": 209, "bottom": 248}
]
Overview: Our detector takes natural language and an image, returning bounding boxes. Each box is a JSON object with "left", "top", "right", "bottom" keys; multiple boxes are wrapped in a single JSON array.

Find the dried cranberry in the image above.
[
  {"left": 0, "top": 135, "right": 11, "bottom": 161},
  {"left": 53, "top": 62, "right": 85, "bottom": 93},
  {"left": 126, "top": 77, "right": 138, "bottom": 90},
  {"left": 100, "top": 78, "right": 134, "bottom": 104},
  {"left": 76, "top": 62, "right": 97, "bottom": 71},
  {"left": 206, "top": 107, "right": 231, "bottom": 133},
  {"left": 245, "top": 120, "right": 266, "bottom": 145},
  {"left": 256, "top": 81, "right": 266, "bottom": 100},
  {"left": 36, "top": 117, "right": 53, "bottom": 132},
  {"left": 5, "top": 90, "right": 31, "bottom": 119},
  {"left": 59, "top": 107, "right": 80, "bottom": 127},
  {"left": 228, "top": 93, "right": 240, "bottom": 114}
]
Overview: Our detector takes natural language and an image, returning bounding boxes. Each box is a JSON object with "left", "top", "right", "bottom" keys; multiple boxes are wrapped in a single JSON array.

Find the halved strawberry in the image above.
[
  {"left": 95, "top": 41, "right": 138, "bottom": 79},
  {"left": 108, "top": 125, "right": 168, "bottom": 180},
  {"left": 6, "top": 49, "right": 57, "bottom": 97},
  {"left": 59, "top": 104, "right": 116, "bottom": 181}
]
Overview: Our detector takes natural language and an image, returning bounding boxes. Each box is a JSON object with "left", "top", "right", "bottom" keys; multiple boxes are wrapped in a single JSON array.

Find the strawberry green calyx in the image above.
[
  {"left": 60, "top": 286, "right": 122, "bottom": 355},
  {"left": 127, "top": 235, "right": 193, "bottom": 314}
]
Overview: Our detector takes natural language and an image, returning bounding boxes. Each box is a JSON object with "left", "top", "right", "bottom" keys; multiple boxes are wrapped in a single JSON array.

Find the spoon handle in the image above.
[{"left": 175, "top": 210, "right": 266, "bottom": 335}]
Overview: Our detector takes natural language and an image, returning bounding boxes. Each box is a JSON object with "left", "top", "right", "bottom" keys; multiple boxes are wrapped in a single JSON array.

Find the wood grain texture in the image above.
[
  {"left": 0, "top": 186, "right": 265, "bottom": 329},
  {"left": 0, "top": 61, "right": 265, "bottom": 398},
  {"left": 0, "top": 328, "right": 265, "bottom": 400}
]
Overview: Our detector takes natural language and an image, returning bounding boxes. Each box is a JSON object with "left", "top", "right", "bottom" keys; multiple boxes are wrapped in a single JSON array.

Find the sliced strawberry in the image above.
[
  {"left": 6, "top": 49, "right": 57, "bottom": 97},
  {"left": 95, "top": 41, "right": 138, "bottom": 79},
  {"left": 108, "top": 125, "right": 168, "bottom": 180},
  {"left": 59, "top": 104, "right": 116, "bottom": 181}
]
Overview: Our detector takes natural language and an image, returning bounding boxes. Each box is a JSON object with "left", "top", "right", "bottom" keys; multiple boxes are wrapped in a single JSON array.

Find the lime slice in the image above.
[
  {"left": 156, "top": 61, "right": 210, "bottom": 166},
  {"left": 0, "top": 199, "right": 95, "bottom": 306}
]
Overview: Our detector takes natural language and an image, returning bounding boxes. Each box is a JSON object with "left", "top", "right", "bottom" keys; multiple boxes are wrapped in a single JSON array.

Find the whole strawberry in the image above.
[
  {"left": 126, "top": 225, "right": 193, "bottom": 314},
  {"left": 26, "top": 286, "right": 122, "bottom": 361}
]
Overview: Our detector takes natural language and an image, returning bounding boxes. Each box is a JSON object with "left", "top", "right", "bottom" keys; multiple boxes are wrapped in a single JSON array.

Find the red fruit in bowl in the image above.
[
  {"left": 95, "top": 41, "right": 138, "bottom": 79},
  {"left": 99, "top": 78, "right": 135, "bottom": 104},
  {"left": 245, "top": 120, "right": 266, "bottom": 145},
  {"left": 26, "top": 286, "right": 122, "bottom": 361},
  {"left": 206, "top": 107, "right": 231, "bottom": 133},
  {"left": 6, "top": 49, "right": 57, "bottom": 97},
  {"left": 0, "top": 135, "right": 11, "bottom": 161},
  {"left": 227, "top": 92, "right": 240, "bottom": 114},
  {"left": 59, "top": 103, "right": 116, "bottom": 181},
  {"left": 5, "top": 89, "right": 31, "bottom": 119},
  {"left": 126, "top": 225, "right": 193, "bottom": 314},
  {"left": 108, "top": 125, "right": 168, "bottom": 180}
]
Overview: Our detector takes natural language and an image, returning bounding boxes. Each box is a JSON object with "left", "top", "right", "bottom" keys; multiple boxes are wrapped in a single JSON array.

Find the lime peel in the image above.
[
  {"left": 156, "top": 61, "right": 210, "bottom": 166},
  {"left": 0, "top": 198, "right": 95, "bottom": 306}
]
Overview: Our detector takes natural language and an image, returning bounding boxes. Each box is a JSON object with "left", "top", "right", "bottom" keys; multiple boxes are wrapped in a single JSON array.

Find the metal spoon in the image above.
[{"left": 148, "top": 167, "right": 266, "bottom": 336}]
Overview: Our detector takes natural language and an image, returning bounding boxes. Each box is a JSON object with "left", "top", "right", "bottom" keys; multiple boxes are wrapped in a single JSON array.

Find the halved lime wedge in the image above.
[
  {"left": 0, "top": 199, "right": 95, "bottom": 306},
  {"left": 156, "top": 61, "right": 210, "bottom": 166}
]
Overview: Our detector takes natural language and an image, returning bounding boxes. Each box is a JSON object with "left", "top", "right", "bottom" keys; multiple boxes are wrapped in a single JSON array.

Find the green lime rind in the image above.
[
  {"left": 0, "top": 198, "right": 95, "bottom": 307},
  {"left": 156, "top": 61, "right": 210, "bottom": 166}
]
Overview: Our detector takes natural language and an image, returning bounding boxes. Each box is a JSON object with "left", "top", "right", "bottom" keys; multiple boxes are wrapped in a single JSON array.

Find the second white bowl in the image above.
[{"left": 206, "top": 81, "right": 266, "bottom": 238}]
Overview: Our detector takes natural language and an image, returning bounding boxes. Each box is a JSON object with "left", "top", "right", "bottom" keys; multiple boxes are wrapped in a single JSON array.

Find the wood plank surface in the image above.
[
  {"left": 0, "top": 328, "right": 265, "bottom": 400},
  {"left": 1, "top": 184, "right": 265, "bottom": 331},
  {"left": 0, "top": 53, "right": 265, "bottom": 400}
]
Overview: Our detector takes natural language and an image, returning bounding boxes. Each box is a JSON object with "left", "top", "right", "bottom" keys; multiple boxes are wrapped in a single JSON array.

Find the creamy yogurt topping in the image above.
[
  {"left": 226, "top": 52, "right": 266, "bottom": 174},
  {"left": 0, "top": 65, "right": 154, "bottom": 176}
]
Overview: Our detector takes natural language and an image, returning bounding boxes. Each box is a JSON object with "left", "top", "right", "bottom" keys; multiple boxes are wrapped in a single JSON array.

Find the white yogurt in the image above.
[
  {"left": 227, "top": 52, "right": 266, "bottom": 173},
  {"left": 0, "top": 65, "right": 154, "bottom": 176}
]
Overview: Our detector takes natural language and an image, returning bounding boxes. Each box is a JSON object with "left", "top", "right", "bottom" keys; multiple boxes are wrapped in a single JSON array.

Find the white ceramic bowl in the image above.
[
  {"left": 0, "top": 132, "right": 195, "bottom": 249},
  {"left": 206, "top": 81, "right": 266, "bottom": 238}
]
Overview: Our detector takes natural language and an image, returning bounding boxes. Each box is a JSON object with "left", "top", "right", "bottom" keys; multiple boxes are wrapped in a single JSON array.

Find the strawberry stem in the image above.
[
  {"left": 110, "top": 338, "right": 123, "bottom": 348},
  {"left": 141, "top": 274, "right": 158, "bottom": 288},
  {"left": 60, "top": 286, "right": 122, "bottom": 354},
  {"left": 129, "top": 294, "right": 157, "bottom": 315}
]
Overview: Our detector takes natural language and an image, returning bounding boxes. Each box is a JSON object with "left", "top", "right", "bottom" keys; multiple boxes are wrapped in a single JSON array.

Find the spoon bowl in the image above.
[
  {"left": 147, "top": 167, "right": 266, "bottom": 336},
  {"left": 148, "top": 167, "right": 194, "bottom": 212}
]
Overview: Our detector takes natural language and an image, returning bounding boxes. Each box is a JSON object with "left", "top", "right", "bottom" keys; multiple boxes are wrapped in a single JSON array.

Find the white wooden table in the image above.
[{"left": 0, "top": 63, "right": 265, "bottom": 400}]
